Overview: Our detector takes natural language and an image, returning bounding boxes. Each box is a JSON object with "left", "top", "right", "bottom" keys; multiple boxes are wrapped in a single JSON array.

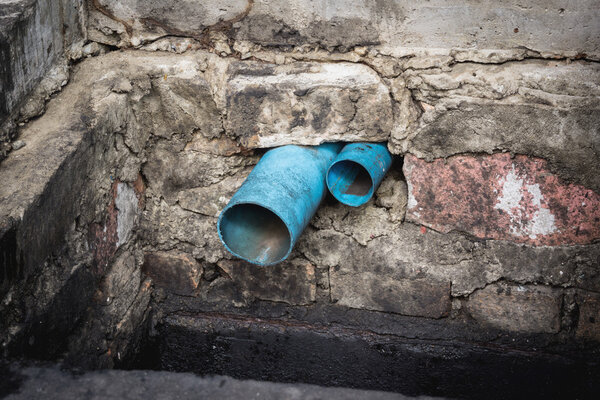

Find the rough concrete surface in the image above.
[
  {"left": 87, "top": 0, "right": 600, "bottom": 60},
  {"left": 0, "top": 53, "right": 153, "bottom": 367},
  {"left": 395, "top": 59, "right": 600, "bottom": 193},
  {"left": 0, "top": 0, "right": 84, "bottom": 161},
  {"left": 217, "top": 258, "right": 317, "bottom": 305},
  {"left": 466, "top": 282, "right": 563, "bottom": 333},
  {"left": 1, "top": 0, "right": 600, "bottom": 395},
  {"left": 576, "top": 291, "right": 600, "bottom": 341},
  {"left": 1, "top": 363, "right": 424, "bottom": 400},
  {"left": 304, "top": 205, "right": 600, "bottom": 297},
  {"left": 225, "top": 61, "right": 393, "bottom": 147},
  {"left": 330, "top": 272, "right": 451, "bottom": 318},
  {"left": 143, "top": 251, "right": 202, "bottom": 296}
]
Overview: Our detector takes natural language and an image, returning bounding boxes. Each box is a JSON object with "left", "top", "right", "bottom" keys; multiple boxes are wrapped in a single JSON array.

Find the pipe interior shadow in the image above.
[
  {"left": 219, "top": 204, "right": 291, "bottom": 265},
  {"left": 328, "top": 160, "right": 373, "bottom": 197}
]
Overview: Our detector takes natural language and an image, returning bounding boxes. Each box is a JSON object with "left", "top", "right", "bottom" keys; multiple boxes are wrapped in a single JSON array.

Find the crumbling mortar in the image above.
[
  {"left": 449, "top": 51, "right": 600, "bottom": 67},
  {"left": 91, "top": 0, "right": 133, "bottom": 36},
  {"left": 308, "top": 203, "right": 398, "bottom": 246},
  {"left": 88, "top": 0, "right": 255, "bottom": 52},
  {"left": 309, "top": 216, "right": 600, "bottom": 299},
  {"left": 4, "top": 35, "right": 599, "bottom": 362},
  {"left": 16, "top": 39, "right": 595, "bottom": 164}
]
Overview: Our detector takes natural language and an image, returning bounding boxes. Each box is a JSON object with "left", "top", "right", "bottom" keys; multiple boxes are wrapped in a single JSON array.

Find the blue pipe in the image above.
[
  {"left": 217, "top": 143, "right": 342, "bottom": 266},
  {"left": 326, "top": 142, "right": 392, "bottom": 207}
]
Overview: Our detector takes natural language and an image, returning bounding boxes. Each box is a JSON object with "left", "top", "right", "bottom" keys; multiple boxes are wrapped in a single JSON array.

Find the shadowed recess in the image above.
[
  {"left": 327, "top": 160, "right": 373, "bottom": 205},
  {"left": 219, "top": 204, "right": 291, "bottom": 265}
]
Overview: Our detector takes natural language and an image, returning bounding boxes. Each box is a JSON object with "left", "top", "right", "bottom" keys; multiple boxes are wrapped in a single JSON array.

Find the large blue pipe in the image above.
[
  {"left": 326, "top": 142, "right": 392, "bottom": 207},
  {"left": 218, "top": 143, "right": 342, "bottom": 266}
]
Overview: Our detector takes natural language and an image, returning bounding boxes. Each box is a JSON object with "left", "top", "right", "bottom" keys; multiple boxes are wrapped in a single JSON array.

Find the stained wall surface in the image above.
[{"left": 0, "top": 0, "right": 599, "bottom": 394}]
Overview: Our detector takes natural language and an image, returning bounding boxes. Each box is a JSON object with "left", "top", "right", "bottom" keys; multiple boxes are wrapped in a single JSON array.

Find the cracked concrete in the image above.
[{"left": 87, "top": 0, "right": 600, "bottom": 60}]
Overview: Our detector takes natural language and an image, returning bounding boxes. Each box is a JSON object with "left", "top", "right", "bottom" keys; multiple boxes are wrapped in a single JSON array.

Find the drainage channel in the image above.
[{"left": 121, "top": 311, "right": 599, "bottom": 400}]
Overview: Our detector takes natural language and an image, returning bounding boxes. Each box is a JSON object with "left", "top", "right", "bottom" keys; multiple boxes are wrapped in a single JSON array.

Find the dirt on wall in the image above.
[{"left": 1, "top": 0, "right": 600, "bottom": 397}]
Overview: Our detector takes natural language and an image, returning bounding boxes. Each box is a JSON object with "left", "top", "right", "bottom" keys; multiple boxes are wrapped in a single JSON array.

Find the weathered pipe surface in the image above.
[
  {"left": 327, "top": 143, "right": 392, "bottom": 207},
  {"left": 218, "top": 143, "right": 342, "bottom": 265}
]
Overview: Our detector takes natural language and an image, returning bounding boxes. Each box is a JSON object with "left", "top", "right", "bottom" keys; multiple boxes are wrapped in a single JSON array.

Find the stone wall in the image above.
[
  {"left": 0, "top": 0, "right": 85, "bottom": 162},
  {"left": 0, "top": 0, "right": 599, "bottom": 394},
  {"left": 0, "top": 58, "right": 151, "bottom": 367}
]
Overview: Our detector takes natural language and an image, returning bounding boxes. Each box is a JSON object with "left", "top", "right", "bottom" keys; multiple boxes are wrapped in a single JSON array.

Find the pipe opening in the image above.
[
  {"left": 219, "top": 203, "right": 291, "bottom": 265},
  {"left": 329, "top": 160, "right": 372, "bottom": 196},
  {"left": 327, "top": 160, "right": 373, "bottom": 206}
]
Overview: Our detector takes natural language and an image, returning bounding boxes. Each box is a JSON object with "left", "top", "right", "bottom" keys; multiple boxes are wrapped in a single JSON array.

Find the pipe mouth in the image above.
[
  {"left": 218, "top": 203, "right": 292, "bottom": 265},
  {"left": 327, "top": 160, "right": 374, "bottom": 206}
]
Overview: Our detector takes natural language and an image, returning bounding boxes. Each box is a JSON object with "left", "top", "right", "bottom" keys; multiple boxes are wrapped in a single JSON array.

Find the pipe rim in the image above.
[{"left": 217, "top": 201, "right": 294, "bottom": 266}]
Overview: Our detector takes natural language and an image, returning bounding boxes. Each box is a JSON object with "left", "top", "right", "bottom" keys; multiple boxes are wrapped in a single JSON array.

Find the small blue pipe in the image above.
[
  {"left": 218, "top": 143, "right": 342, "bottom": 266},
  {"left": 326, "top": 142, "right": 392, "bottom": 207}
]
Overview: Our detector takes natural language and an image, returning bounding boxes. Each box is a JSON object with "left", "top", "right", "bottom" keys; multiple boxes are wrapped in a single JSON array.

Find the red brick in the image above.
[
  {"left": 89, "top": 182, "right": 119, "bottom": 274},
  {"left": 133, "top": 173, "right": 146, "bottom": 209},
  {"left": 404, "top": 153, "right": 600, "bottom": 246}
]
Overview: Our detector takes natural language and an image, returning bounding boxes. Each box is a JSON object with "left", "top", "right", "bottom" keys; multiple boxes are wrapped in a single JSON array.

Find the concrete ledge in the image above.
[
  {"left": 1, "top": 363, "right": 424, "bottom": 400},
  {"left": 88, "top": 0, "right": 600, "bottom": 59}
]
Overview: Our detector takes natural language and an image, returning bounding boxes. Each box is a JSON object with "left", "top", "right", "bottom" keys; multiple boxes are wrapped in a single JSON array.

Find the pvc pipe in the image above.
[
  {"left": 326, "top": 142, "right": 392, "bottom": 207},
  {"left": 218, "top": 143, "right": 342, "bottom": 266}
]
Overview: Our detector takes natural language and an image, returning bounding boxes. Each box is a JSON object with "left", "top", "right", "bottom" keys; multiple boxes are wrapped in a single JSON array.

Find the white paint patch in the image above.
[
  {"left": 525, "top": 183, "right": 557, "bottom": 238},
  {"left": 494, "top": 165, "right": 557, "bottom": 239},
  {"left": 494, "top": 166, "right": 524, "bottom": 213},
  {"left": 115, "top": 183, "right": 139, "bottom": 247},
  {"left": 406, "top": 179, "right": 418, "bottom": 211}
]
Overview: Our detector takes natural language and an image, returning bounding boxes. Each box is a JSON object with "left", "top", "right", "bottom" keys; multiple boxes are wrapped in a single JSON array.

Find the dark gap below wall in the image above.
[{"left": 121, "top": 311, "right": 599, "bottom": 400}]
